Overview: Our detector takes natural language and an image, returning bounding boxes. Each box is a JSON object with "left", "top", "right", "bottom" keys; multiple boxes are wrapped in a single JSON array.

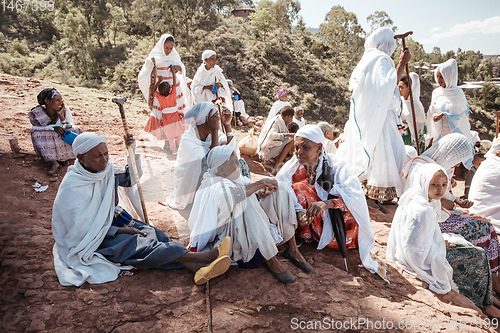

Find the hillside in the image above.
[{"left": 0, "top": 74, "right": 497, "bottom": 332}]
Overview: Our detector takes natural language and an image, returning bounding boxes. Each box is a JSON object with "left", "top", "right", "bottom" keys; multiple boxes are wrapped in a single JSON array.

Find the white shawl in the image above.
[
  {"left": 387, "top": 163, "right": 454, "bottom": 294},
  {"left": 275, "top": 151, "right": 382, "bottom": 275},
  {"left": 257, "top": 115, "right": 288, "bottom": 156},
  {"left": 191, "top": 64, "right": 233, "bottom": 111},
  {"left": 401, "top": 72, "right": 426, "bottom": 143},
  {"left": 469, "top": 144, "right": 500, "bottom": 231},
  {"left": 427, "top": 59, "right": 472, "bottom": 143},
  {"left": 137, "top": 34, "right": 190, "bottom": 116},
  {"left": 263, "top": 100, "right": 291, "bottom": 130},
  {"left": 336, "top": 27, "right": 401, "bottom": 178},
  {"left": 168, "top": 126, "right": 239, "bottom": 210},
  {"left": 52, "top": 160, "right": 132, "bottom": 287}
]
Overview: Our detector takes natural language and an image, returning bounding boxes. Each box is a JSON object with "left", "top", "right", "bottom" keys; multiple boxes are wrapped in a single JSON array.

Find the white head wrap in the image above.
[
  {"left": 294, "top": 124, "right": 326, "bottom": 146},
  {"left": 184, "top": 101, "right": 216, "bottom": 127},
  {"left": 207, "top": 145, "right": 234, "bottom": 175},
  {"left": 400, "top": 163, "right": 447, "bottom": 206},
  {"left": 486, "top": 137, "right": 500, "bottom": 158},
  {"left": 202, "top": 50, "right": 216, "bottom": 62},
  {"left": 364, "top": 27, "right": 397, "bottom": 56},
  {"left": 435, "top": 59, "right": 458, "bottom": 89},
  {"left": 422, "top": 133, "right": 475, "bottom": 169},
  {"left": 73, "top": 132, "right": 107, "bottom": 156}
]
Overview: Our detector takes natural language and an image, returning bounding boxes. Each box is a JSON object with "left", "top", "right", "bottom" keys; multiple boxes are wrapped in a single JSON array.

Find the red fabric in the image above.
[
  {"left": 144, "top": 112, "right": 186, "bottom": 146},
  {"left": 291, "top": 165, "right": 358, "bottom": 250},
  {"left": 155, "top": 86, "right": 177, "bottom": 109}
]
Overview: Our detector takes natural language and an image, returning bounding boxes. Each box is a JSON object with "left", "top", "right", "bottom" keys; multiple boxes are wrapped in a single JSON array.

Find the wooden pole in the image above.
[
  {"left": 205, "top": 281, "right": 213, "bottom": 333},
  {"left": 494, "top": 111, "right": 500, "bottom": 139},
  {"left": 112, "top": 97, "right": 150, "bottom": 225},
  {"left": 394, "top": 31, "right": 420, "bottom": 155}
]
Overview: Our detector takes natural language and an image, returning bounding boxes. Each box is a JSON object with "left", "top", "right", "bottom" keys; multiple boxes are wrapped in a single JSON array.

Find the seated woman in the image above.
[
  {"left": 427, "top": 59, "right": 472, "bottom": 145},
  {"left": 52, "top": 132, "right": 231, "bottom": 287},
  {"left": 402, "top": 133, "right": 500, "bottom": 293},
  {"left": 29, "top": 88, "right": 84, "bottom": 175},
  {"left": 276, "top": 125, "right": 386, "bottom": 279},
  {"left": 168, "top": 101, "right": 249, "bottom": 210},
  {"left": 388, "top": 163, "right": 500, "bottom": 318},
  {"left": 469, "top": 138, "right": 500, "bottom": 231},
  {"left": 189, "top": 145, "right": 311, "bottom": 283},
  {"left": 258, "top": 106, "right": 295, "bottom": 172}
]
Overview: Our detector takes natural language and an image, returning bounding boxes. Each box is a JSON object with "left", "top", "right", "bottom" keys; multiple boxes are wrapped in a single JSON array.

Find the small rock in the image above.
[
  {"left": 97, "top": 96, "right": 108, "bottom": 101},
  {"left": 68, "top": 85, "right": 75, "bottom": 88},
  {"left": 49, "top": 177, "right": 58, "bottom": 182}
]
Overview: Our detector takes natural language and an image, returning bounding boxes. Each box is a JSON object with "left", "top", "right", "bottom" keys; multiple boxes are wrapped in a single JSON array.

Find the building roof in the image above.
[{"left": 233, "top": 3, "right": 255, "bottom": 12}]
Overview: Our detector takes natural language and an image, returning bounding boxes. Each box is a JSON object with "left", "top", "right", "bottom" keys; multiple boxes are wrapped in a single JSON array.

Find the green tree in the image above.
[
  {"left": 366, "top": 11, "right": 397, "bottom": 34},
  {"left": 268, "top": 0, "right": 301, "bottom": 31},
  {"left": 319, "top": 6, "right": 365, "bottom": 69}
]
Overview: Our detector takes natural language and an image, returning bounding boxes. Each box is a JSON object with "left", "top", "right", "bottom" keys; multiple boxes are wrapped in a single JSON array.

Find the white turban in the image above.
[
  {"left": 202, "top": 50, "right": 216, "bottom": 62},
  {"left": 207, "top": 145, "right": 234, "bottom": 175},
  {"left": 184, "top": 101, "right": 216, "bottom": 127},
  {"left": 295, "top": 124, "right": 325, "bottom": 146},
  {"left": 73, "top": 132, "right": 107, "bottom": 155}
]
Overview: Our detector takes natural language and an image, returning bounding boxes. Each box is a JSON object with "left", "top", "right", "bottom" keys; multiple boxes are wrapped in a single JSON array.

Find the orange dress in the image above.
[{"left": 291, "top": 165, "right": 359, "bottom": 250}]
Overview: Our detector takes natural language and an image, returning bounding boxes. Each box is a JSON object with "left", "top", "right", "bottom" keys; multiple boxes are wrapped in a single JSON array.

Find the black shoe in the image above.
[
  {"left": 263, "top": 262, "right": 294, "bottom": 283},
  {"left": 283, "top": 249, "right": 313, "bottom": 273}
]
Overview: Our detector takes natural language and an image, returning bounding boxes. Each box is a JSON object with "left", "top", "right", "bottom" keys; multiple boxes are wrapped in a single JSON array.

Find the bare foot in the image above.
[
  {"left": 265, "top": 257, "right": 286, "bottom": 274},
  {"left": 286, "top": 239, "right": 306, "bottom": 263},
  {"left": 48, "top": 161, "right": 61, "bottom": 175},
  {"left": 483, "top": 305, "right": 500, "bottom": 318}
]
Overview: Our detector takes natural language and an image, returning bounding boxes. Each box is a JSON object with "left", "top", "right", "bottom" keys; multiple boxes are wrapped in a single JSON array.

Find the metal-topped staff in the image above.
[
  {"left": 112, "top": 97, "right": 150, "bottom": 225},
  {"left": 394, "top": 31, "right": 420, "bottom": 155},
  {"left": 494, "top": 110, "right": 500, "bottom": 139}
]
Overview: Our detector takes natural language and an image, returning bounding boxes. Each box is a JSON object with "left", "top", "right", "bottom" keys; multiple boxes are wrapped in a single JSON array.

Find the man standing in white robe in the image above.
[{"left": 336, "top": 27, "right": 411, "bottom": 203}]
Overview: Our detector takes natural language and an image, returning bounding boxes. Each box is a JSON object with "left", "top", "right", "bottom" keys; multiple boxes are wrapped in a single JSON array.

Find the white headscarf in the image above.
[
  {"left": 486, "top": 137, "right": 500, "bottom": 158},
  {"left": 387, "top": 163, "right": 453, "bottom": 294},
  {"left": 73, "top": 132, "right": 107, "bottom": 156},
  {"left": 207, "top": 145, "right": 233, "bottom": 176},
  {"left": 295, "top": 124, "right": 325, "bottom": 146},
  {"left": 422, "top": 133, "right": 474, "bottom": 170},
  {"left": 435, "top": 59, "right": 458, "bottom": 89},
  {"left": 137, "top": 34, "right": 188, "bottom": 103},
  {"left": 184, "top": 101, "right": 216, "bottom": 127},
  {"left": 202, "top": 50, "right": 216, "bottom": 62}
]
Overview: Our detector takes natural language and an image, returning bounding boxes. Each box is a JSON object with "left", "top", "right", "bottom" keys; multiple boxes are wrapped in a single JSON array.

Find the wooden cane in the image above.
[
  {"left": 205, "top": 281, "right": 213, "bottom": 333},
  {"left": 112, "top": 97, "right": 150, "bottom": 225},
  {"left": 394, "top": 31, "right": 421, "bottom": 155},
  {"left": 494, "top": 111, "right": 500, "bottom": 139},
  {"left": 214, "top": 78, "right": 226, "bottom": 135}
]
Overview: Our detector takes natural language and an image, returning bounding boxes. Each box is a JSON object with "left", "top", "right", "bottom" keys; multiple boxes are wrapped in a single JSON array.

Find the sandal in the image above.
[
  {"left": 283, "top": 249, "right": 313, "bottom": 273},
  {"left": 194, "top": 255, "right": 231, "bottom": 285},
  {"left": 262, "top": 262, "right": 294, "bottom": 283}
]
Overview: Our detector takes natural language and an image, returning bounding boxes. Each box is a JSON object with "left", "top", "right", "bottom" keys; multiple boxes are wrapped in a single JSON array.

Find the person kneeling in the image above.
[
  {"left": 189, "top": 145, "right": 312, "bottom": 283},
  {"left": 51, "top": 132, "right": 230, "bottom": 287}
]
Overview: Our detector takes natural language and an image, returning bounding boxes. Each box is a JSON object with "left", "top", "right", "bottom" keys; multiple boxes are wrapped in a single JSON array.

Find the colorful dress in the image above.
[
  {"left": 28, "top": 106, "right": 83, "bottom": 162},
  {"left": 291, "top": 165, "right": 358, "bottom": 250}
]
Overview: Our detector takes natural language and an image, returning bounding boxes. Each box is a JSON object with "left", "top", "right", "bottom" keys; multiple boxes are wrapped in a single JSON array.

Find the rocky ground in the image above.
[{"left": 0, "top": 73, "right": 498, "bottom": 332}]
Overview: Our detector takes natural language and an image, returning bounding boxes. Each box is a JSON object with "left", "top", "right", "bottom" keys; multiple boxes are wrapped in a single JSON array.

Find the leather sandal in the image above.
[
  {"left": 263, "top": 262, "right": 294, "bottom": 283},
  {"left": 283, "top": 249, "right": 313, "bottom": 273},
  {"left": 217, "top": 236, "right": 231, "bottom": 259},
  {"left": 194, "top": 255, "right": 231, "bottom": 285}
]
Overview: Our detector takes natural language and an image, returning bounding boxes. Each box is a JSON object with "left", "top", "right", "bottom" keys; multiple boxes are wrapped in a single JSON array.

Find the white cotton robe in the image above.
[
  {"left": 469, "top": 149, "right": 500, "bottom": 232},
  {"left": 427, "top": 59, "right": 472, "bottom": 144},
  {"left": 191, "top": 64, "right": 233, "bottom": 111},
  {"left": 336, "top": 27, "right": 406, "bottom": 198},
  {"left": 387, "top": 163, "right": 454, "bottom": 294},
  {"left": 257, "top": 115, "right": 289, "bottom": 161}
]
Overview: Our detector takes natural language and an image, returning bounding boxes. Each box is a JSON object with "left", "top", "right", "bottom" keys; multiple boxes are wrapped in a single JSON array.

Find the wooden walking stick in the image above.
[
  {"left": 112, "top": 97, "right": 150, "bottom": 225},
  {"left": 394, "top": 31, "right": 421, "bottom": 155},
  {"left": 205, "top": 282, "right": 213, "bottom": 333},
  {"left": 213, "top": 78, "right": 227, "bottom": 135}
]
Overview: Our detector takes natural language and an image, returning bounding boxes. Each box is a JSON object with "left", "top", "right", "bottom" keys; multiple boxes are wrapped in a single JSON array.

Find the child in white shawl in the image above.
[
  {"left": 427, "top": 59, "right": 472, "bottom": 144},
  {"left": 188, "top": 146, "right": 312, "bottom": 283},
  {"left": 191, "top": 50, "right": 233, "bottom": 112},
  {"left": 398, "top": 72, "right": 426, "bottom": 152},
  {"left": 388, "top": 163, "right": 500, "bottom": 317}
]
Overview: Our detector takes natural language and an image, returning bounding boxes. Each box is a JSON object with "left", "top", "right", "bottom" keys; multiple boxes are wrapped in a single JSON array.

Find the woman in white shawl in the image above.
[
  {"left": 388, "top": 163, "right": 500, "bottom": 317},
  {"left": 167, "top": 101, "right": 249, "bottom": 210},
  {"left": 336, "top": 27, "right": 411, "bottom": 203},
  {"left": 402, "top": 133, "right": 500, "bottom": 294},
  {"left": 138, "top": 34, "right": 190, "bottom": 152},
  {"left": 276, "top": 125, "right": 387, "bottom": 280},
  {"left": 191, "top": 50, "right": 233, "bottom": 112},
  {"left": 398, "top": 72, "right": 426, "bottom": 153},
  {"left": 469, "top": 138, "right": 500, "bottom": 231},
  {"left": 427, "top": 59, "right": 472, "bottom": 145},
  {"left": 52, "top": 132, "right": 231, "bottom": 287},
  {"left": 188, "top": 145, "right": 312, "bottom": 283}
]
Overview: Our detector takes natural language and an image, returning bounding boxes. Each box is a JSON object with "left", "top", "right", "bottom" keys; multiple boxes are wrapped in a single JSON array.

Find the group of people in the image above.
[{"left": 31, "top": 28, "right": 500, "bottom": 318}]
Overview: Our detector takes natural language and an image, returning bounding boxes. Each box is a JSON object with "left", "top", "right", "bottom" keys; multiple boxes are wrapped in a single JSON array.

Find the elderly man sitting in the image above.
[
  {"left": 51, "top": 132, "right": 231, "bottom": 287},
  {"left": 188, "top": 145, "right": 312, "bottom": 283}
]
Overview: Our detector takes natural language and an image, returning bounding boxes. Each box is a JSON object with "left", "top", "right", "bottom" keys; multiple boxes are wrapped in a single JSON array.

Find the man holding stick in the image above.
[{"left": 51, "top": 132, "right": 231, "bottom": 287}]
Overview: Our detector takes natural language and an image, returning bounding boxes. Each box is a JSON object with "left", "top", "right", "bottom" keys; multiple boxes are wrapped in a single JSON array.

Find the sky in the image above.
[{"left": 299, "top": 0, "right": 500, "bottom": 55}]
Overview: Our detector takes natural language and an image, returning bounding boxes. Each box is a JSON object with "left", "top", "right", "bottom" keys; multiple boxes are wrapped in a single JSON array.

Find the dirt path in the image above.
[{"left": 0, "top": 73, "right": 497, "bottom": 332}]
